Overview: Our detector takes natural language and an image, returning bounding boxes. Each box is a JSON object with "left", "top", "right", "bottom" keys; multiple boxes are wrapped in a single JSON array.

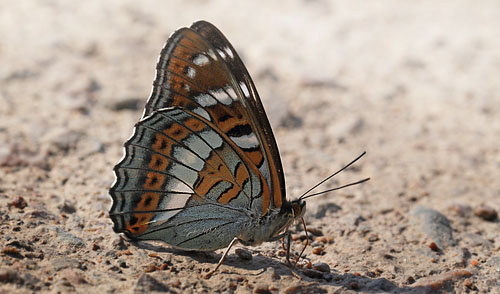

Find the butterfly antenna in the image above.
[
  {"left": 299, "top": 177, "right": 370, "bottom": 200},
  {"left": 298, "top": 151, "right": 367, "bottom": 200}
]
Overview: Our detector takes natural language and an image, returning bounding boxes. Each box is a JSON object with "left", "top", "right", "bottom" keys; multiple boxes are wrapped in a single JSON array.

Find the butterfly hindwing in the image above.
[{"left": 109, "top": 107, "right": 271, "bottom": 246}]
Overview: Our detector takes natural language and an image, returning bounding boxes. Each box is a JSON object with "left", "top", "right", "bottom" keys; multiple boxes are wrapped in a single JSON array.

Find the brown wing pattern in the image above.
[
  {"left": 190, "top": 21, "right": 286, "bottom": 208},
  {"left": 110, "top": 107, "right": 271, "bottom": 240},
  {"left": 144, "top": 21, "right": 285, "bottom": 210}
]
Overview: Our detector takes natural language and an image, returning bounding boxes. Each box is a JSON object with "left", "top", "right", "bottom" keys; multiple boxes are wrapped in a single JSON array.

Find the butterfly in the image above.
[{"left": 109, "top": 20, "right": 368, "bottom": 277}]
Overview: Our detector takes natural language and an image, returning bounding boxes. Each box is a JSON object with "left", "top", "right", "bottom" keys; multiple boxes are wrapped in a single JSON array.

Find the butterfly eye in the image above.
[{"left": 291, "top": 203, "right": 302, "bottom": 218}]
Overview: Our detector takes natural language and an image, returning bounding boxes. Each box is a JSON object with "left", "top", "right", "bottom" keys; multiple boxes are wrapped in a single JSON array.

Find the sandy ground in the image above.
[{"left": 1, "top": 1, "right": 500, "bottom": 293}]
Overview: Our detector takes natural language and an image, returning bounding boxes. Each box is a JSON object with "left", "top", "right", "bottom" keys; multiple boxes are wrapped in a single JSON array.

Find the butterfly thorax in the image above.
[{"left": 237, "top": 200, "right": 306, "bottom": 246}]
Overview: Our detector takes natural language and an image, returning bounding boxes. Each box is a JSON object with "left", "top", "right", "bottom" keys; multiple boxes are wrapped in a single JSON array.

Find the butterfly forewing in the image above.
[
  {"left": 190, "top": 21, "right": 286, "bottom": 208},
  {"left": 146, "top": 21, "right": 285, "bottom": 209}
]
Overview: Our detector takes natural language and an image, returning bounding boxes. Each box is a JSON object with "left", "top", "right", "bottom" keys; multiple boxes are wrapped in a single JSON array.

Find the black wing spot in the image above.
[
  {"left": 173, "top": 129, "right": 183, "bottom": 137},
  {"left": 226, "top": 123, "right": 252, "bottom": 137},
  {"left": 129, "top": 215, "right": 138, "bottom": 226},
  {"left": 218, "top": 114, "right": 231, "bottom": 122},
  {"left": 154, "top": 158, "right": 163, "bottom": 168},
  {"left": 144, "top": 195, "right": 152, "bottom": 207}
]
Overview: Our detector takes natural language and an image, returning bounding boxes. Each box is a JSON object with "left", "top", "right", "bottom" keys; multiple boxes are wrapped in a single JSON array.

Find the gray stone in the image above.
[
  {"left": 235, "top": 248, "right": 252, "bottom": 261},
  {"left": 56, "top": 228, "right": 85, "bottom": 248},
  {"left": 312, "top": 202, "right": 342, "bottom": 219},
  {"left": 134, "top": 274, "right": 170, "bottom": 293},
  {"left": 366, "top": 278, "right": 395, "bottom": 291},
  {"left": 312, "top": 262, "right": 330, "bottom": 273},
  {"left": 411, "top": 206, "right": 456, "bottom": 249},
  {"left": 52, "top": 257, "right": 80, "bottom": 271}
]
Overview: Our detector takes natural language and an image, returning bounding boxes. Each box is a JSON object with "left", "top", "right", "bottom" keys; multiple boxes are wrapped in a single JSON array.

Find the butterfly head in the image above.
[{"left": 290, "top": 199, "right": 306, "bottom": 222}]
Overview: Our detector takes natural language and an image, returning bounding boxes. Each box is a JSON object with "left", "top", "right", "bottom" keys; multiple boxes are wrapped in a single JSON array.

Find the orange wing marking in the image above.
[
  {"left": 125, "top": 192, "right": 160, "bottom": 235},
  {"left": 217, "top": 163, "right": 248, "bottom": 204},
  {"left": 143, "top": 172, "right": 165, "bottom": 190}
]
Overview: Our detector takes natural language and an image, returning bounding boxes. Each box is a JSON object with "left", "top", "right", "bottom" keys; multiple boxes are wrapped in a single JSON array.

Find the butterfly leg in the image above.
[
  {"left": 283, "top": 218, "right": 309, "bottom": 267},
  {"left": 285, "top": 232, "right": 292, "bottom": 266},
  {"left": 294, "top": 217, "right": 309, "bottom": 266},
  {"left": 203, "top": 237, "right": 239, "bottom": 278},
  {"left": 283, "top": 232, "right": 303, "bottom": 279}
]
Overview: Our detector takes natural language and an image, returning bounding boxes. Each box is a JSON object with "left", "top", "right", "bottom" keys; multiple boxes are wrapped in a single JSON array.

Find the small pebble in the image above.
[
  {"left": 312, "top": 247, "right": 324, "bottom": 255},
  {"left": 350, "top": 282, "right": 360, "bottom": 290},
  {"left": 235, "top": 248, "right": 252, "bottom": 260},
  {"left": 9, "top": 196, "right": 28, "bottom": 209},
  {"left": 312, "top": 262, "right": 330, "bottom": 273},
  {"left": 473, "top": 205, "right": 497, "bottom": 221},
  {"left": 159, "top": 264, "right": 168, "bottom": 271},
  {"left": 463, "top": 278, "right": 473, "bottom": 289},
  {"left": 0, "top": 269, "right": 23, "bottom": 284},
  {"left": 429, "top": 242, "right": 440, "bottom": 251},
  {"left": 307, "top": 227, "right": 323, "bottom": 236},
  {"left": 144, "top": 264, "right": 157, "bottom": 273}
]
